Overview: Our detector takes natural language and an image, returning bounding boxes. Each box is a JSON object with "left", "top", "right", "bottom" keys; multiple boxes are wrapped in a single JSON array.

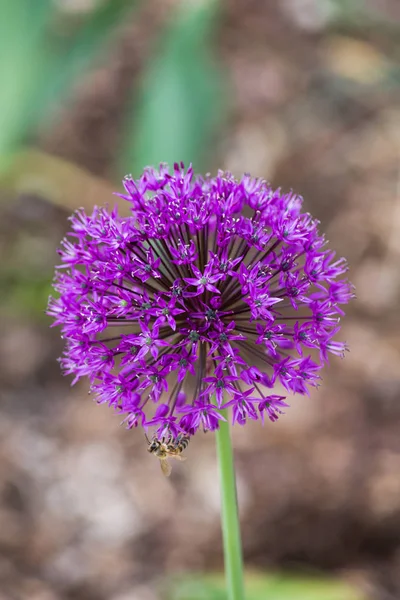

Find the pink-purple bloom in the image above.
[{"left": 48, "top": 163, "right": 353, "bottom": 438}]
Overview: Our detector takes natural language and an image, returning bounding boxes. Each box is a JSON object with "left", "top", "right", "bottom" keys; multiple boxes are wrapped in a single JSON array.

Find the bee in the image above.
[{"left": 145, "top": 433, "right": 190, "bottom": 477}]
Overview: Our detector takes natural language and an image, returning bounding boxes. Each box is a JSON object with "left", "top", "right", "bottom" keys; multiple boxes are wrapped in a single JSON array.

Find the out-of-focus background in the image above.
[{"left": 0, "top": 1, "right": 399, "bottom": 599}]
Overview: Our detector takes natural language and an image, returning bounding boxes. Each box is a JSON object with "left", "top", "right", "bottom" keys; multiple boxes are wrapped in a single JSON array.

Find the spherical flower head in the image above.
[{"left": 48, "top": 163, "right": 353, "bottom": 439}]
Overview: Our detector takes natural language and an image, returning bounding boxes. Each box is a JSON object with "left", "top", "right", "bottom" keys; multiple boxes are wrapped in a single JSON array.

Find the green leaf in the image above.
[
  {"left": 0, "top": 0, "right": 138, "bottom": 164},
  {"left": 167, "top": 571, "right": 366, "bottom": 600},
  {"left": 120, "top": 0, "right": 224, "bottom": 176},
  {"left": 35, "top": 0, "right": 139, "bottom": 121},
  {"left": 0, "top": 0, "right": 53, "bottom": 157}
]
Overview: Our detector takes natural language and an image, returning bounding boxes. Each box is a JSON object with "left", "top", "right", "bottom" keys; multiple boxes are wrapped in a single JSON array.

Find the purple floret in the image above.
[{"left": 48, "top": 163, "right": 353, "bottom": 438}]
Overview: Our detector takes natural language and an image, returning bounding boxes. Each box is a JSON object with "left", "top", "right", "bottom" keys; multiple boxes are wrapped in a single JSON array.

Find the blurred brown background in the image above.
[{"left": 0, "top": 1, "right": 399, "bottom": 599}]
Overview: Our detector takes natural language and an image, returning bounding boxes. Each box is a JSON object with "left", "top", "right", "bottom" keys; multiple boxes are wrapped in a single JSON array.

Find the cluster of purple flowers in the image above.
[{"left": 48, "top": 163, "right": 353, "bottom": 439}]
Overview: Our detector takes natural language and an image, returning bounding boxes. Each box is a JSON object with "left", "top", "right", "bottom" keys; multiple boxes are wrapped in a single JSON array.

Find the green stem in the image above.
[{"left": 215, "top": 407, "right": 245, "bottom": 600}]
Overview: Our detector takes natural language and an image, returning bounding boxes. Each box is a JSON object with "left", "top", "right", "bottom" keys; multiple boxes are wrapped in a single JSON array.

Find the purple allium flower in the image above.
[{"left": 48, "top": 163, "right": 353, "bottom": 438}]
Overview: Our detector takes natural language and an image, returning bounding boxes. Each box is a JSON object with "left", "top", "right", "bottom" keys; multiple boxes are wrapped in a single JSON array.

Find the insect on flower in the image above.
[
  {"left": 146, "top": 432, "right": 190, "bottom": 477},
  {"left": 48, "top": 162, "right": 353, "bottom": 463}
]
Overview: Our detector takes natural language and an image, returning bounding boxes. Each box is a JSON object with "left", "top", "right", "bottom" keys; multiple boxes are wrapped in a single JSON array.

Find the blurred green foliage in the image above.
[
  {"left": 0, "top": 0, "right": 224, "bottom": 178},
  {"left": 0, "top": 0, "right": 138, "bottom": 162},
  {"left": 168, "top": 572, "right": 366, "bottom": 600},
  {"left": 121, "top": 0, "right": 224, "bottom": 176},
  {"left": 0, "top": 269, "right": 53, "bottom": 320}
]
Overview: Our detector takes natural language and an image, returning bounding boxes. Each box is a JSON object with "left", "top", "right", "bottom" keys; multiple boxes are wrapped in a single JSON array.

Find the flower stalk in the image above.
[{"left": 215, "top": 405, "right": 245, "bottom": 600}]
